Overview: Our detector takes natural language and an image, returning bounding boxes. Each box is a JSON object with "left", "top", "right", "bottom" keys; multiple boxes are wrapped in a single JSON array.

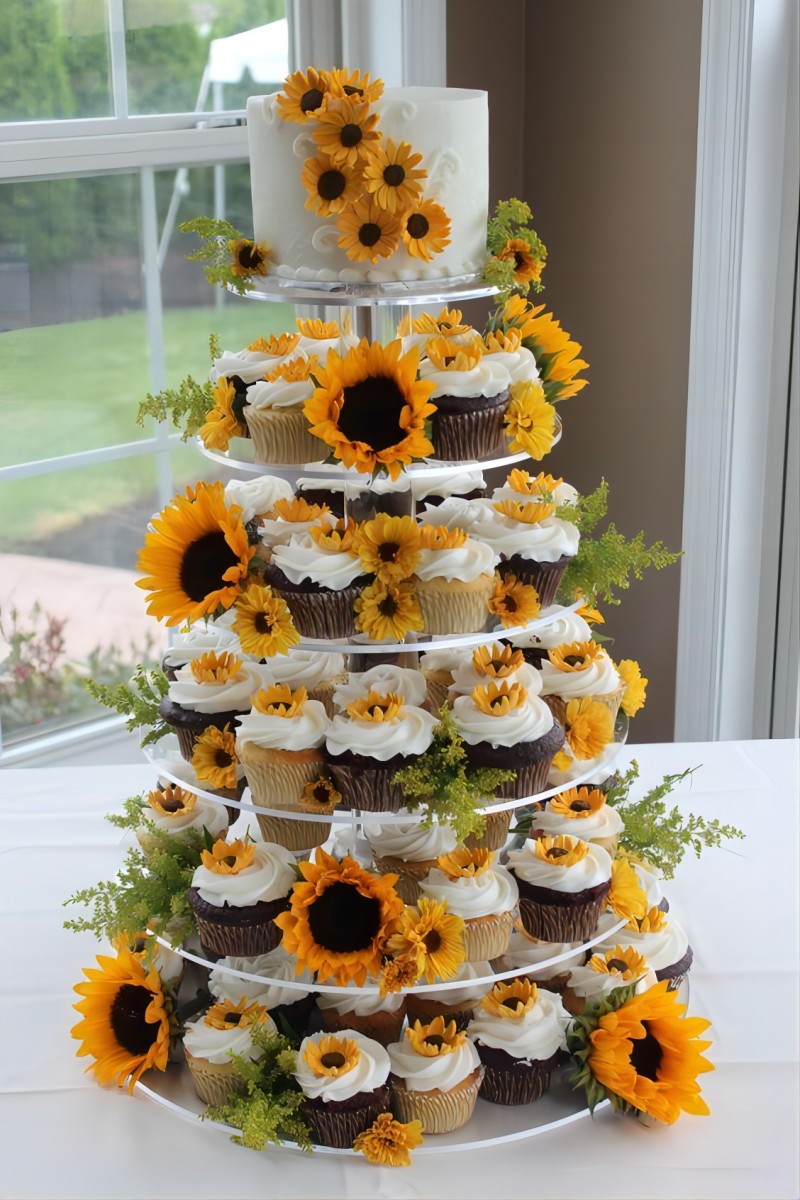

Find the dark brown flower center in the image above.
[
  {"left": 254, "top": 612, "right": 274, "bottom": 634},
  {"left": 224, "top": 1011, "right": 241, "bottom": 1024},
  {"left": 301, "top": 87, "right": 324, "bottom": 112},
  {"left": 424, "top": 1034, "right": 445, "bottom": 1049},
  {"left": 132, "top": 936, "right": 148, "bottom": 954},
  {"left": 321, "top": 1051, "right": 346, "bottom": 1068},
  {"left": 514, "top": 251, "right": 526, "bottom": 269},
  {"left": 406, "top": 213, "right": 429, "bottom": 240},
  {"left": 318, "top": 169, "right": 346, "bottom": 201},
  {"left": 379, "top": 541, "right": 400, "bottom": 562},
  {"left": 215, "top": 748, "right": 233, "bottom": 768},
  {"left": 378, "top": 594, "right": 399, "bottom": 617},
  {"left": 337, "top": 374, "right": 406, "bottom": 451},
  {"left": 503, "top": 593, "right": 518, "bottom": 613},
  {"left": 343, "top": 84, "right": 363, "bottom": 97},
  {"left": 502, "top": 997, "right": 524, "bottom": 1011},
  {"left": 423, "top": 930, "right": 441, "bottom": 954},
  {"left": 444, "top": 355, "right": 456, "bottom": 366},
  {"left": 307, "top": 882, "right": 381, "bottom": 952},
  {"left": 237, "top": 243, "right": 264, "bottom": 270},
  {"left": 222, "top": 854, "right": 238, "bottom": 867},
  {"left": 564, "top": 655, "right": 586, "bottom": 667},
  {"left": 340, "top": 122, "right": 363, "bottom": 147},
  {"left": 358, "top": 221, "right": 382, "bottom": 247},
  {"left": 547, "top": 847, "right": 569, "bottom": 859},
  {"left": 607, "top": 958, "right": 630, "bottom": 973},
  {"left": 161, "top": 795, "right": 185, "bottom": 813},
  {"left": 110, "top": 983, "right": 160, "bottom": 1057},
  {"left": 312, "top": 784, "right": 331, "bottom": 805},
  {"left": 629, "top": 1023, "right": 663, "bottom": 1081},
  {"left": 179, "top": 532, "right": 239, "bottom": 603},
  {"left": 570, "top": 800, "right": 591, "bottom": 812},
  {"left": 383, "top": 163, "right": 405, "bottom": 187}
]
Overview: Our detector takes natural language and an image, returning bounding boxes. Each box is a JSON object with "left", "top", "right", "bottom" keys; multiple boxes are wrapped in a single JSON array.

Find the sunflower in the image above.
[
  {"left": 401, "top": 199, "right": 451, "bottom": 261},
  {"left": 136, "top": 481, "right": 253, "bottom": 627},
  {"left": 327, "top": 67, "right": 384, "bottom": 105},
  {"left": 488, "top": 572, "right": 541, "bottom": 627},
  {"left": 265, "top": 354, "right": 319, "bottom": 384},
  {"left": 299, "top": 776, "right": 341, "bottom": 814},
  {"left": 336, "top": 197, "right": 401, "bottom": 263},
  {"left": 192, "top": 723, "right": 238, "bottom": 789},
  {"left": 249, "top": 332, "right": 300, "bottom": 356},
  {"left": 269, "top": 496, "right": 331, "bottom": 524},
  {"left": 313, "top": 96, "right": 381, "bottom": 168},
  {"left": 425, "top": 335, "right": 483, "bottom": 373},
  {"left": 496, "top": 236, "right": 545, "bottom": 288},
  {"left": 301, "top": 152, "right": 362, "bottom": 217},
  {"left": 548, "top": 641, "right": 604, "bottom": 674},
  {"left": 605, "top": 859, "right": 649, "bottom": 923},
  {"left": 228, "top": 238, "right": 269, "bottom": 278},
  {"left": 534, "top": 834, "right": 590, "bottom": 868},
  {"left": 564, "top": 697, "right": 615, "bottom": 760},
  {"left": 347, "top": 690, "right": 405, "bottom": 722},
  {"left": 417, "top": 524, "right": 467, "bottom": 551},
  {"left": 304, "top": 1033, "right": 361, "bottom": 1077},
  {"left": 548, "top": 786, "right": 606, "bottom": 819},
  {"left": 481, "top": 977, "right": 538, "bottom": 1019},
  {"left": 146, "top": 783, "right": 197, "bottom": 819},
  {"left": 232, "top": 583, "right": 299, "bottom": 657},
  {"left": 438, "top": 847, "right": 493, "bottom": 879},
  {"left": 379, "top": 954, "right": 423, "bottom": 996},
  {"left": 200, "top": 377, "right": 247, "bottom": 452},
  {"left": 406, "top": 1015, "right": 465, "bottom": 1057},
  {"left": 494, "top": 497, "right": 556, "bottom": 524},
  {"left": 617, "top": 659, "right": 648, "bottom": 717},
  {"left": 504, "top": 380, "right": 557, "bottom": 459},
  {"left": 308, "top": 517, "right": 358, "bottom": 554},
  {"left": 385, "top": 897, "right": 465, "bottom": 982},
  {"left": 520, "top": 308, "right": 590, "bottom": 402},
  {"left": 471, "top": 680, "right": 527, "bottom": 717},
  {"left": 507, "top": 469, "right": 563, "bottom": 499},
  {"left": 354, "top": 579, "right": 425, "bottom": 641},
  {"left": 253, "top": 683, "right": 308, "bottom": 718},
  {"left": 501, "top": 295, "right": 544, "bottom": 340},
  {"left": 276, "top": 67, "right": 331, "bottom": 123},
  {"left": 273, "top": 847, "right": 405, "bottom": 986},
  {"left": 575, "top": 595, "right": 605, "bottom": 626},
  {"left": 304, "top": 339, "right": 436, "bottom": 478},
  {"left": 483, "top": 327, "right": 523, "bottom": 355},
  {"left": 584, "top": 981, "right": 713, "bottom": 1123},
  {"left": 352, "top": 513, "right": 421, "bottom": 580},
  {"left": 586, "top": 945, "right": 650, "bottom": 982},
  {"left": 204, "top": 998, "right": 268, "bottom": 1030},
  {"left": 189, "top": 650, "right": 243, "bottom": 685},
  {"left": 72, "top": 948, "right": 174, "bottom": 1092},
  {"left": 353, "top": 1112, "right": 424, "bottom": 1167},
  {"left": 362, "top": 138, "right": 427, "bottom": 214},
  {"left": 296, "top": 317, "right": 341, "bottom": 340},
  {"left": 471, "top": 642, "right": 523, "bottom": 679},
  {"left": 201, "top": 837, "right": 255, "bottom": 874}
]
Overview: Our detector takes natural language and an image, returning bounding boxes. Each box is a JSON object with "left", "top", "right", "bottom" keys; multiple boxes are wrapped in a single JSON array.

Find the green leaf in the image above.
[
  {"left": 82, "top": 664, "right": 170, "bottom": 747},
  {"left": 136, "top": 374, "right": 214, "bottom": 441}
]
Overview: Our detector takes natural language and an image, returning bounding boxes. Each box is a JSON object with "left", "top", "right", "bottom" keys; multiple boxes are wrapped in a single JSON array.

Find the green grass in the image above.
[{"left": 0, "top": 302, "right": 293, "bottom": 543}]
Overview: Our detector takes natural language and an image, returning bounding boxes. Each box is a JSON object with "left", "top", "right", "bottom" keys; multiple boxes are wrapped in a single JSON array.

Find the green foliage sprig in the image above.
[
  {"left": 137, "top": 374, "right": 214, "bottom": 441},
  {"left": 63, "top": 818, "right": 203, "bottom": 945},
  {"left": 82, "top": 663, "right": 170, "bottom": 749},
  {"left": 180, "top": 217, "right": 260, "bottom": 294},
  {"left": 485, "top": 198, "right": 547, "bottom": 299},
  {"left": 606, "top": 760, "right": 745, "bottom": 879},
  {"left": 393, "top": 706, "right": 515, "bottom": 842},
  {"left": 204, "top": 1030, "right": 312, "bottom": 1152}
]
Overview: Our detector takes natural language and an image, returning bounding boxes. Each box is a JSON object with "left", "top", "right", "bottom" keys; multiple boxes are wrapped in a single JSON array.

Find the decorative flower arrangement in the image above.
[{"left": 485, "top": 198, "right": 548, "bottom": 296}]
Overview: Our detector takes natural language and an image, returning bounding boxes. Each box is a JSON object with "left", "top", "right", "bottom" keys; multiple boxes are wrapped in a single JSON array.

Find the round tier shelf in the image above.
[
  {"left": 135, "top": 1058, "right": 608, "bottom": 1153},
  {"left": 198, "top": 442, "right": 536, "bottom": 479},
  {"left": 229, "top": 273, "right": 499, "bottom": 308}
]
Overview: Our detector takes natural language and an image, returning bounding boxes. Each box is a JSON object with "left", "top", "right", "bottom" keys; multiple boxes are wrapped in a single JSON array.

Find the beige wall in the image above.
[{"left": 448, "top": 0, "right": 702, "bottom": 742}]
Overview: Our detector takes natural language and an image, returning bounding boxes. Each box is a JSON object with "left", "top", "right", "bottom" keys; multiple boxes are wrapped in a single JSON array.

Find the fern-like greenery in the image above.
[
  {"left": 82, "top": 663, "right": 170, "bottom": 749},
  {"left": 204, "top": 1030, "right": 312, "bottom": 1152},
  {"left": 393, "top": 707, "right": 516, "bottom": 842},
  {"left": 606, "top": 760, "right": 745, "bottom": 879},
  {"left": 136, "top": 333, "right": 220, "bottom": 440},
  {"left": 557, "top": 479, "right": 681, "bottom": 606},
  {"left": 63, "top": 817, "right": 202, "bottom": 945},
  {"left": 180, "top": 216, "right": 258, "bottom": 294}
]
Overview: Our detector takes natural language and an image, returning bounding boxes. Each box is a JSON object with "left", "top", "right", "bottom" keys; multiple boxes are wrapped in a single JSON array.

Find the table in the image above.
[{"left": 1, "top": 739, "right": 798, "bottom": 1200}]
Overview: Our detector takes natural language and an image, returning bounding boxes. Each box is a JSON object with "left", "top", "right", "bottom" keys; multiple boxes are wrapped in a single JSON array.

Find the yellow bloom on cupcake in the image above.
[
  {"left": 504, "top": 380, "right": 557, "bottom": 459},
  {"left": 618, "top": 659, "right": 648, "bottom": 716}
]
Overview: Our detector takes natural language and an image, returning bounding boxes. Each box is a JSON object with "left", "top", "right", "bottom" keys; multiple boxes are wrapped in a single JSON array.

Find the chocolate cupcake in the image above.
[
  {"left": 188, "top": 838, "right": 296, "bottom": 960},
  {"left": 405, "top": 960, "right": 494, "bottom": 1031},
  {"left": 263, "top": 522, "right": 368, "bottom": 640},
  {"left": 467, "top": 979, "right": 569, "bottom": 1105},
  {"left": 316, "top": 979, "right": 406, "bottom": 1047},
  {"left": 158, "top": 651, "right": 269, "bottom": 764},
  {"left": 506, "top": 834, "right": 612, "bottom": 942},
  {"left": 419, "top": 336, "right": 511, "bottom": 460},
  {"left": 466, "top": 495, "right": 580, "bottom": 608},
  {"left": 208, "top": 946, "right": 317, "bottom": 1039},
  {"left": 293, "top": 1030, "right": 391, "bottom": 1148},
  {"left": 592, "top": 907, "right": 692, "bottom": 991}
]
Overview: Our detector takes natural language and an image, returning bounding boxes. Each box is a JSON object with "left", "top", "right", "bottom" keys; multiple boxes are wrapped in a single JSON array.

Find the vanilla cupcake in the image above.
[
  {"left": 593, "top": 907, "right": 692, "bottom": 991},
  {"left": 420, "top": 335, "right": 511, "bottom": 460},
  {"left": 364, "top": 813, "right": 458, "bottom": 902},
  {"left": 388, "top": 1015, "right": 483, "bottom": 1133},
  {"left": 418, "top": 646, "right": 464, "bottom": 713},
  {"left": 269, "top": 648, "right": 347, "bottom": 718},
  {"left": 539, "top": 641, "right": 624, "bottom": 726},
  {"left": 326, "top": 690, "right": 438, "bottom": 812},
  {"left": 495, "top": 929, "right": 585, "bottom": 992},
  {"left": 294, "top": 1029, "right": 391, "bottom": 1148},
  {"left": 467, "top": 978, "right": 569, "bottom": 1105},
  {"left": 135, "top": 782, "right": 228, "bottom": 850},
  {"left": 508, "top": 602, "right": 593, "bottom": 667},
  {"left": 210, "top": 332, "right": 303, "bottom": 390},
  {"left": 419, "top": 848, "right": 518, "bottom": 961},
  {"left": 158, "top": 651, "right": 271, "bottom": 763},
  {"left": 208, "top": 945, "right": 316, "bottom": 1036},
  {"left": 316, "top": 979, "right": 406, "bottom": 1046},
  {"left": 561, "top": 944, "right": 657, "bottom": 1015},
  {"left": 263, "top": 521, "right": 367, "bottom": 640},
  {"left": 184, "top": 998, "right": 277, "bottom": 1106},
  {"left": 405, "top": 960, "right": 494, "bottom": 1031},
  {"left": 332, "top": 664, "right": 427, "bottom": 713},
  {"left": 411, "top": 525, "right": 497, "bottom": 635},
  {"left": 529, "top": 786, "right": 623, "bottom": 855},
  {"left": 506, "top": 834, "right": 612, "bottom": 942},
  {"left": 468, "top": 496, "right": 580, "bottom": 607},
  {"left": 235, "top": 684, "right": 329, "bottom": 851},
  {"left": 224, "top": 474, "right": 294, "bottom": 529},
  {"left": 188, "top": 838, "right": 296, "bottom": 959},
  {"left": 244, "top": 355, "right": 323, "bottom": 465}
]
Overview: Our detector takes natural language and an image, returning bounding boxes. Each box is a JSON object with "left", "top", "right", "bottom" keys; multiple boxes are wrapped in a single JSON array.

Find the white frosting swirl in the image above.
[
  {"left": 167, "top": 661, "right": 272, "bottom": 714},
  {"left": 246, "top": 377, "right": 314, "bottom": 411},
  {"left": 316, "top": 981, "right": 404, "bottom": 1018},
  {"left": 413, "top": 540, "right": 497, "bottom": 584},
  {"left": 533, "top": 798, "right": 623, "bottom": 843},
  {"left": 209, "top": 947, "right": 314, "bottom": 1008},
  {"left": 491, "top": 480, "right": 578, "bottom": 507},
  {"left": 235, "top": 697, "right": 328, "bottom": 752},
  {"left": 224, "top": 476, "right": 293, "bottom": 523},
  {"left": 481, "top": 344, "right": 539, "bottom": 385},
  {"left": 634, "top": 863, "right": 665, "bottom": 909},
  {"left": 388, "top": 1031, "right": 481, "bottom": 1092},
  {"left": 495, "top": 930, "right": 585, "bottom": 980},
  {"left": 270, "top": 533, "right": 364, "bottom": 590},
  {"left": 326, "top": 705, "right": 437, "bottom": 761},
  {"left": 594, "top": 914, "right": 689, "bottom": 972},
  {"left": 412, "top": 468, "right": 486, "bottom": 503},
  {"left": 142, "top": 792, "right": 228, "bottom": 839},
  {"left": 333, "top": 666, "right": 427, "bottom": 711},
  {"left": 163, "top": 622, "right": 242, "bottom": 669},
  {"left": 183, "top": 1010, "right": 277, "bottom": 1065},
  {"left": 419, "top": 648, "right": 464, "bottom": 677},
  {"left": 210, "top": 347, "right": 293, "bottom": 386},
  {"left": 296, "top": 331, "right": 360, "bottom": 359},
  {"left": 269, "top": 650, "right": 346, "bottom": 690},
  {"left": 506, "top": 839, "right": 612, "bottom": 893},
  {"left": 192, "top": 841, "right": 296, "bottom": 908},
  {"left": 468, "top": 988, "right": 569, "bottom": 1061},
  {"left": 419, "top": 863, "right": 518, "bottom": 918},
  {"left": 509, "top": 605, "right": 593, "bottom": 651},
  {"left": 419, "top": 356, "right": 510, "bottom": 399},
  {"left": 468, "top": 506, "right": 580, "bottom": 563},
  {"left": 449, "top": 657, "right": 543, "bottom": 699},
  {"left": 294, "top": 1030, "right": 390, "bottom": 1101},
  {"left": 364, "top": 814, "right": 458, "bottom": 862},
  {"left": 539, "top": 649, "right": 621, "bottom": 699},
  {"left": 411, "top": 960, "right": 494, "bottom": 1006},
  {"left": 420, "top": 497, "right": 485, "bottom": 534},
  {"left": 567, "top": 959, "right": 657, "bottom": 1001},
  {"left": 258, "top": 509, "right": 336, "bottom": 549},
  {"left": 451, "top": 690, "right": 555, "bottom": 749}
]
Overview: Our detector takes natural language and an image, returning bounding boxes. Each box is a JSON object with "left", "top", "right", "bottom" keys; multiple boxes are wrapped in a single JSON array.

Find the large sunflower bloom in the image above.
[
  {"left": 136, "top": 481, "right": 254, "bottom": 626},
  {"left": 200, "top": 377, "right": 247, "bottom": 452},
  {"left": 232, "top": 583, "right": 299, "bottom": 657},
  {"left": 354, "top": 579, "right": 425, "bottom": 641},
  {"left": 353, "top": 1113, "right": 424, "bottom": 1167},
  {"left": 504, "top": 380, "right": 558, "bottom": 460},
  {"left": 304, "top": 339, "right": 436, "bottom": 478},
  {"left": 385, "top": 897, "right": 465, "bottom": 982},
  {"left": 273, "top": 847, "right": 405, "bottom": 986},
  {"left": 586, "top": 981, "right": 714, "bottom": 1123},
  {"left": 617, "top": 659, "right": 648, "bottom": 717},
  {"left": 72, "top": 948, "right": 173, "bottom": 1093},
  {"left": 401, "top": 199, "right": 452, "bottom": 261},
  {"left": 521, "top": 309, "right": 590, "bottom": 401},
  {"left": 312, "top": 96, "right": 381, "bottom": 168},
  {"left": 352, "top": 513, "right": 421, "bottom": 581},
  {"left": 336, "top": 197, "right": 401, "bottom": 264},
  {"left": 362, "top": 138, "right": 427, "bottom": 214}
]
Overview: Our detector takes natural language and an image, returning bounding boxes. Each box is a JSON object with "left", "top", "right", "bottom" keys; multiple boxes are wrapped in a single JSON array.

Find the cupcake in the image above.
[
  {"left": 268, "top": 649, "right": 347, "bottom": 718},
  {"left": 263, "top": 521, "right": 367, "bottom": 640},
  {"left": 561, "top": 944, "right": 657, "bottom": 1015},
  {"left": 480, "top": 327, "right": 540, "bottom": 388},
  {"left": 411, "top": 466, "right": 487, "bottom": 508},
  {"left": 257, "top": 497, "right": 335, "bottom": 551},
  {"left": 316, "top": 979, "right": 406, "bottom": 1047},
  {"left": 364, "top": 812, "right": 458, "bottom": 902},
  {"left": 332, "top": 664, "right": 428, "bottom": 713},
  {"left": 405, "top": 960, "right": 494, "bottom": 1032},
  {"left": 224, "top": 474, "right": 294, "bottom": 546},
  {"left": 161, "top": 619, "right": 242, "bottom": 681},
  {"left": 451, "top": 678, "right": 565, "bottom": 799},
  {"left": 419, "top": 848, "right": 518, "bottom": 961},
  {"left": 135, "top": 782, "right": 228, "bottom": 851},
  {"left": 467, "top": 496, "right": 580, "bottom": 607},
  {"left": 495, "top": 928, "right": 585, "bottom": 993},
  {"left": 158, "top": 650, "right": 270, "bottom": 764},
  {"left": 506, "top": 834, "right": 612, "bottom": 942},
  {"left": 387, "top": 1015, "right": 483, "bottom": 1133},
  {"left": 411, "top": 525, "right": 497, "bottom": 635},
  {"left": 539, "top": 641, "right": 624, "bottom": 727},
  {"left": 294, "top": 1030, "right": 391, "bottom": 1148},
  {"left": 235, "top": 684, "right": 330, "bottom": 851},
  {"left": 295, "top": 315, "right": 359, "bottom": 361},
  {"left": 593, "top": 907, "right": 692, "bottom": 991},
  {"left": 508, "top": 602, "right": 593, "bottom": 668},
  {"left": 244, "top": 355, "right": 323, "bottom": 465},
  {"left": 210, "top": 331, "right": 303, "bottom": 393},
  {"left": 188, "top": 837, "right": 296, "bottom": 959},
  {"left": 467, "top": 978, "right": 569, "bottom": 1105},
  {"left": 208, "top": 945, "right": 316, "bottom": 1037},
  {"left": 295, "top": 473, "right": 346, "bottom": 520},
  {"left": 398, "top": 307, "right": 478, "bottom": 359},
  {"left": 326, "top": 690, "right": 438, "bottom": 813},
  {"left": 528, "top": 786, "right": 624, "bottom": 855},
  {"left": 419, "top": 336, "right": 511, "bottom": 460},
  {"left": 418, "top": 646, "right": 463, "bottom": 713},
  {"left": 183, "top": 998, "right": 277, "bottom": 1106}
]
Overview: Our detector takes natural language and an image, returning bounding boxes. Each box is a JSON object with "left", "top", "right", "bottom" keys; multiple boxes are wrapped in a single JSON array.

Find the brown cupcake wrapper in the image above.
[
  {"left": 500, "top": 554, "right": 571, "bottom": 609},
  {"left": 184, "top": 1048, "right": 247, "bottom": 1107},
  {"left": 306, "top": 672, "right": 349, "bottom": 719},
  {"left": 390, "top": 1067, "right": 483, "bottom": 1133},
  {"left": 371, "top": 855, "right": 435, "bottom": 903},
  {"left": 188, "top": 889, "right": 287, "bottom": 959},
  {"left": 239, "top": 744, "right": 330, "bottom": 850},
  {"left": 405, "top": 994, "right": 476, "bottom": 1032},
  {"left": 463, "top": 720, "right": 565, "bottom": 800},
  {"left": 414, "top": 575, "right": 495, "bottom": 635},
  {"left": 326, "top": 761, "right": 406, "bottom": 812},
  {"left": 464, "top": 808, "right": 512, "bottom": 852},
  {"left": 424, "top": 676, "right": 453, "bottom": 715},
  {"left": 513, "top": 875, "right": 610, "bottom": 943},
  {"left": 432, "top": 400, "right": 509, "bottom": 461},
  {"left": 245, "top": 405, "right": 323, "bottom": 466},
  {"left": 463, "top": 910, "right": 515, "bottom": 961},
  {"left": 302, "top": 1085, "right": 390, "bottom": 1149},
  {"left": 542, "top": 684, "right": 625, "bottom": 730},
  {"left": 476, "top": 1055, "right": 556, "bottom": 1106},
  {"left": 319, "top": 1000, "right": 407, "bottom": 1047}
]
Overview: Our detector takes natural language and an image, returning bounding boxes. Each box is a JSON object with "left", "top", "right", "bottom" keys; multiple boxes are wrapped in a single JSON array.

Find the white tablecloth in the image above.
[{"left": 0, "top": 739, "right": 798, "bottom": 1200}]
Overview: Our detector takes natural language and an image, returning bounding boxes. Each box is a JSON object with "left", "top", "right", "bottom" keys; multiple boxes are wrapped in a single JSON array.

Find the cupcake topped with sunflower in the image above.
[
  {"left": 451, "top": 678, "right": 558, "bottom": 757},
  {"left": 165, "top": 650, "right": 270, "bottom": 717},
  {"left": 258, "top": 496, "right": 336, "bottom": 549},
  {"left": 209, "top": 332, "right": 304, "bottom": 397},
  {"left": 447, "top": 641, "right": 543, "bottom": 701},
  {"left": 183, "top": 998, "right": 276, "bottom": 1067},
  {"left": 490, "top": 469, "right": 577, "bottom": 509},
  {"left": 295, "top": 315, "right": 359, "bottom": 360},
  {"left": 398, "top": 308, "right": 478, "bottom": 359},
  {"left": 326, "top": 690, "right": 438, "bottom": 770},
  {"left": 137, "top": 783, "right": 228, "bottom": 845},
  {"left": 593, "top": 906, "right": 692, "bottom": 992},
  {"left": 563, "top": 945, "right": 657, "bottom": 1014},
  {"left": 480, "top": 327, "right": 540, "bottom": 387},
  {"left": 235, "top": 683, "right": 328, "bottom": 755},
  {"left": 539, "top": 641, "right": 623, "bottom": 711},
  {"left": 531, "top": 785, "right": 624, "bottom": 854},
  {"left": 191, "top": 838, "right": 297, "bottom": 911},
  {"left": 161, "top": 617, "right": 242, "bottom": 679},
  {"left": 387, "top": 1015, "right": 482, "bottom": 1107},
  {"left": 418, "top": 848, "right": 518, "bottom": 963},
  {"left": 419, "top": 334, "right": 510, "bottom": 400},
  {"left": 332, "top": 663, "right": 427, "bottom": 711},
  {"left": 293, "top": 1029, "right": 392, "bottom": 1149},
  {"left": 507, "top": 834, "right": 613, "bottom": 944}
]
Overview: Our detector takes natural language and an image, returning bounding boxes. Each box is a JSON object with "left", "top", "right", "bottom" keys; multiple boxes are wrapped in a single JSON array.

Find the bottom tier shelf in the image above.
[{"left": 135, "top": 1049, "right": 606, "bottom": 1155}]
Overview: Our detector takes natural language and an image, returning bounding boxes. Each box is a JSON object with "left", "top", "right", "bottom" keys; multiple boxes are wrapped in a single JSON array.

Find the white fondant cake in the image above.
[{"left": 247, "top": 86, "right": 489, "bottom": 284}]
